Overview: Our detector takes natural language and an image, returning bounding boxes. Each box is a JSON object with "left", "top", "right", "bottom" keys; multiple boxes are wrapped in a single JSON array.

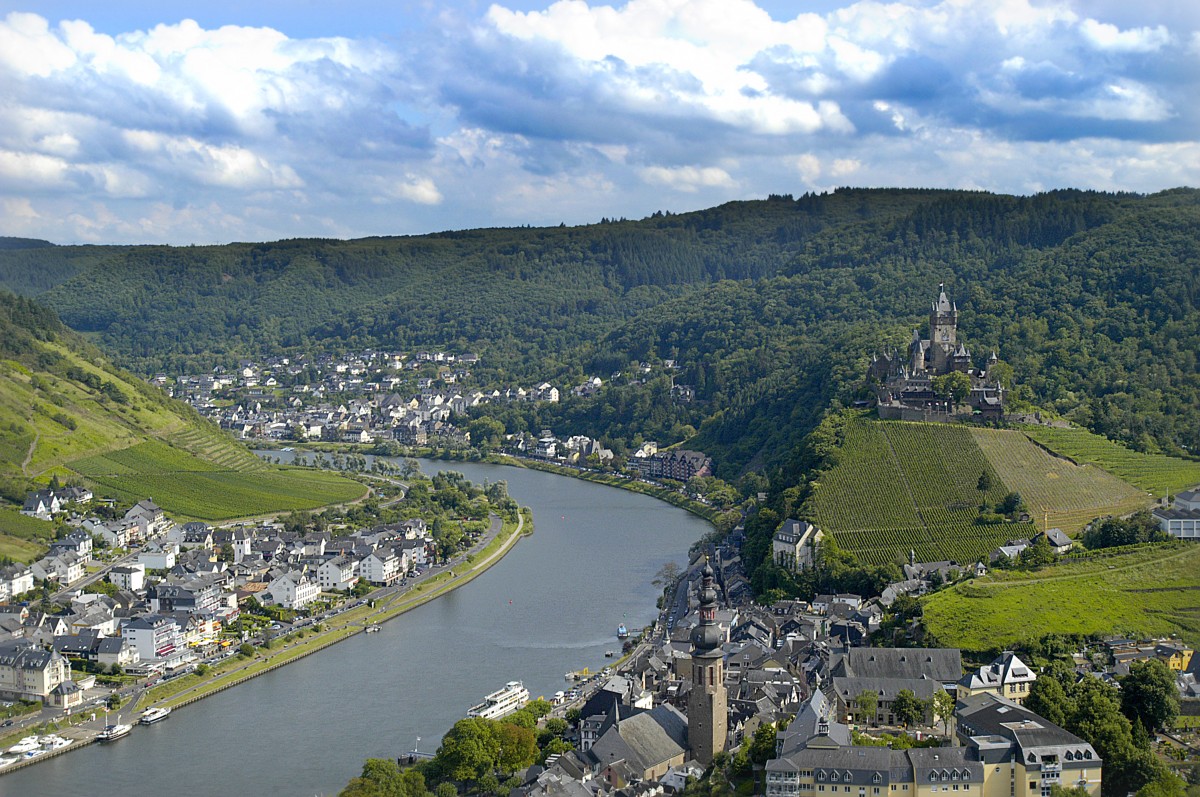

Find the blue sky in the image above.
[{"left": 0, "top": 0, "right": 1196, "bottom": 244}]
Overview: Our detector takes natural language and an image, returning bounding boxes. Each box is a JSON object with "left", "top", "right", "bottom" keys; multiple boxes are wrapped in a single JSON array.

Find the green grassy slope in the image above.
[
  {"left": 0, "top": 291, "right": 364, "bottom": 552},
  {"left": 922, "top": 544, "right": 1200, "bottom": 653}
]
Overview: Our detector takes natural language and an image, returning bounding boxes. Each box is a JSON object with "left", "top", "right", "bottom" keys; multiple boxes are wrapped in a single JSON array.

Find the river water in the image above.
[{"left": 2, "top": 457, "right": 708, "bottom": 797}]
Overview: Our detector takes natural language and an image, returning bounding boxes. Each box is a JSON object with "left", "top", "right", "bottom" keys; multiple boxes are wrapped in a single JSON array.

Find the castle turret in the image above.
[{"left": 910, "top": 329, "right": 925, "bottom": 372}]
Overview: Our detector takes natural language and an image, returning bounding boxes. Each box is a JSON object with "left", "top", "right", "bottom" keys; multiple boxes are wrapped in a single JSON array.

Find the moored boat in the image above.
[
  {"left": 139, "top": 707, "right": 172, "bottom": 725},
  {"left": 616, "top": 623, "right": 629, "bottom": 638},
  {"left": 467, "top": 681, "right": 529, "bottom": 720},
  {"left": 97, "top": 723, "right": 132, "bottom": 742},
  {"left": 365, "top": 625, "right": 381, "bottom": 633},
  {"left": 6, "top": 737, "right": 40, "bottom": 755}
]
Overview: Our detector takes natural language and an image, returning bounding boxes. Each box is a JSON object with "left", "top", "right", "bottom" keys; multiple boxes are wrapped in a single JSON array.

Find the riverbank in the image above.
[
  {"left": 0, "top": 508, "right": 531, "bottom": 771},
  {"left": 257, "top": 442, "right": 728, "bottom": 528}
]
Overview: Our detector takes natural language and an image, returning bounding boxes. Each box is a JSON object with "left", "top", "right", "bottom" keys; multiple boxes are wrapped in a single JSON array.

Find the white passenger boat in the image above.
[
  {"left": 466, "top": 681, "right": 530, "bottom": 720},
  {"left": 139, "top": 706, "right": 172, "bottom": 725}
]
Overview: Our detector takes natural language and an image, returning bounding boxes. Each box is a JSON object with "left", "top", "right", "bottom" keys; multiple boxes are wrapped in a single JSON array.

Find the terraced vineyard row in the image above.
[
  {"left": 166, "top": 425, "right": 268, "bottom": 472},
  {"left": 70, "top": 440, "right": 223, "bottom": 476},
  {"left": 87, "top": 469, "right": 365, "bottom": 521},
  {"left": 810, "top": 418, "right": 1034, "bottom": 566},
  {"left": 1021, "top": 425, "right": 1200, "bottom": 495},
  {"left": 67, "top": 439, "right": 365, "bottom": 521}
]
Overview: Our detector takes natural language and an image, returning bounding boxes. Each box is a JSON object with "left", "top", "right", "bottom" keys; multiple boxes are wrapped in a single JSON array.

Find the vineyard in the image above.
[
  {"left": 67, "top": 441, "right": 366, "bottom": 521},
  {"left": 970, "top": 428, "right": 1149, "bottom": 534},
  {"left": 922, "top": 543, "right": 1200, "bottom": 653},
  {"left": 0, "top": 507, "right": 54, "bottom": 562},
  {"left": 1021, "top": 425, "right": 1200, "bottom": 495},
  {"left": 809, "top": 418, "right": 1033, "bottom": 566}
]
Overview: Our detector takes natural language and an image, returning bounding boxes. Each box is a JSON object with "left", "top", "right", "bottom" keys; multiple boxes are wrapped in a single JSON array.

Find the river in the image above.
[{"left": 1, "top": 457, "right": 708, "bottom": 797}]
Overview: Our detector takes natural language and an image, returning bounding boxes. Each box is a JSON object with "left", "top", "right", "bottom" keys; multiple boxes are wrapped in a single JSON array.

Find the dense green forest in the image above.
[{"left": 2, "top": 188, "right": 1198, "bottom": 479}]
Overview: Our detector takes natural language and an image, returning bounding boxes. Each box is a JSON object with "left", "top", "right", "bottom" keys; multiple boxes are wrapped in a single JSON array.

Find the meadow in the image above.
[
  {"left": 1021, "top": 425, "right": 1200, "bottom": 496},
  {"left": 970, "top": 427, "right": 1149, "bottom": 533},
  {"left": 922, "top": 543, "right": 1200, "bottom": 653}
]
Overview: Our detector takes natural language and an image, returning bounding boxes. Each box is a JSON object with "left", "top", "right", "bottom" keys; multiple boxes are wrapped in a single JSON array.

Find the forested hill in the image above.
[{"left": 1, "top": 188, "right": 1198, "bottom": 476}]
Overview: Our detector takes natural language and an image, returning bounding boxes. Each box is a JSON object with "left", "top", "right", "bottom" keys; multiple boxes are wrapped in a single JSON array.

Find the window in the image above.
[
  {"left": 832, "top": 773, "right": 839, "bottom": 783},
  {"left": 874, "top": 775, "right": 882, "bottom": 784}
]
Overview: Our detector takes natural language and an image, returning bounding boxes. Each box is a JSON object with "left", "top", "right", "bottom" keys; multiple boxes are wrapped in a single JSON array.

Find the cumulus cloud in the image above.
[
  {"left": 0, "top": 1, "right": 1195, "bottom": 244},
  {"left": 639, "top": 165, "right": 737, "bottom": 192}
]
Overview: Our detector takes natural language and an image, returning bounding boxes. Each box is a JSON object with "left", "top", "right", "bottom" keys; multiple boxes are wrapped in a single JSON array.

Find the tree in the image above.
[
  {"left": 1120, "top": 660, "right": 1179, "bottom": 733},
  {"left": 1049, "top": 786, "right": 1094, "bottom": 797},
  {"left": 436, "top": 718, "right": 500, "bottom": 781},
  {"left": 855, "top": 690, "right": 878, "bottom": 726},
  {"left": 749, "top": 722, "right": 777, "bottom": 765},
  {"left": 932, "top": 371, "right": 971, "bottom": 405},
  {"left": 931, "top": 689, "right": 956, "bottom": 736},
  {"left": 977, "top": 471, "right": 992, "bottom": 492},
  {"left": 1134, "top": 773, "right": 1188, "bottom": 797},
  {"left": 1018, "top": 535, "right": 1056, "bottom": 568},
  {"left": 496, "top": 722, "right": 538, "bottom": 773},
  {"left": 892, "top": 690, "right": 925, "bottom": 729},
  {"left": 1025, "top": 674, "right": 1070, "bottom": 728},
  {"left": 1000, "top": 491, "right": 1024, "bottom": 516}
]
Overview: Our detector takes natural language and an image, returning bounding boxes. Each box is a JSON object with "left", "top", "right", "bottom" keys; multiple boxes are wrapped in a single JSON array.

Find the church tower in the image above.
[{"left": 687, "top": 561, "right": 727, "bottom": 765}]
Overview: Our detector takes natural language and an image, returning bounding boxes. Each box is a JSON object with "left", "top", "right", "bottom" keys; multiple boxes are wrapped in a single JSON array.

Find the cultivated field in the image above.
[
  {"left": 68, "top": 441, "right": 366, "bottom": 521},
  {"left": 810, "top": 419, "right": 1033, "bottom": 566},
  {"left": 1022, "top": 425, "right": 1200, "bottom": 495},
  {"left": 970, "top": 427, "right": 1149, "bottom": 534},
  {"left": 0, "top": 507, "right": 54, "bottom": 561},
  {"left": 922, "top": 543, "right": 1200, "bottom": 653}
]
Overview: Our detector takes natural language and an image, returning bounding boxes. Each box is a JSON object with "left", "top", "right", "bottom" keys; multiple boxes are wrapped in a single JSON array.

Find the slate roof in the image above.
[{"left": 831, "top": 647, "right": 961, "bottom": 682}]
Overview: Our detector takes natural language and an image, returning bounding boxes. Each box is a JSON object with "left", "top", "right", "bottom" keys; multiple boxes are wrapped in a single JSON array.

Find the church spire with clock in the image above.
[{"left": 687, "top": 560, "right": 727, "bottom": 765}]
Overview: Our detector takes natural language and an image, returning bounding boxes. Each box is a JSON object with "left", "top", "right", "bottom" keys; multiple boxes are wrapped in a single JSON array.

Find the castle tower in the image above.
[
  {"left": 687, "top": 561, "right": 727, "bottom": 765},
  {"left": 930, "top": 282, "right": 957, "bottom": 349}
]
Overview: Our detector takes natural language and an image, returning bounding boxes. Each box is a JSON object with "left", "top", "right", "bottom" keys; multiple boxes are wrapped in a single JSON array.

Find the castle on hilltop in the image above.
[{"left": 867, "top": 284, "right": 1005, "bottom": 421}]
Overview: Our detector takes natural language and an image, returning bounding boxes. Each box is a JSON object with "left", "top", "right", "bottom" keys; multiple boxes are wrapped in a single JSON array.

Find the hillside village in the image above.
[{"left": 160, "top": 349, "right": 689, "bottom": 451}]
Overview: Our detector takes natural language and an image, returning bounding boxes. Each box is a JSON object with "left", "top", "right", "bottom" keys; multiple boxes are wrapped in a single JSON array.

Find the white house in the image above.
[
  {"left": 772, "top": 519, "right": 823, "bottom": 572},
  {"left": 109, "top": 563, "right": 146, "bottom": 592},
  {"left": 264, "top": 570, "right": 320, "bottom": 610},
  {"left": 139, "top": 542, "right": 178, "bottom": 571},
  {"left": 360, "top": 550, "right": 401, "bottom": 586},
  {"left": 0, "top": 565, "right": 34, "bottom": 602},
  {"left": 1153, "top": 489, "right": 1200, "bottom": 539},
  {"left": 317, "top": 556, "right": 359, "bottom": 591},
  {"left": 31, "top": 551, "right": 85, "bottom": 585},
  {"left": 0, "top": 640, "right": 71, "bottom": 701}
]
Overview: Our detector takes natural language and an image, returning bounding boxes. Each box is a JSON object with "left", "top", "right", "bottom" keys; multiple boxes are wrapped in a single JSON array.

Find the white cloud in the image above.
[
  {"left": 1080, "top": 18, "right": 1171, "bottom": 52},
  {"left": 0, "top": 2, "right": 1195, "bottom": 244},
  {"left": 638, "top": 165, "right": 737, "bottom": 192},
  {"left": 0, "top": 12, "right": 76, "bottom": 77}
]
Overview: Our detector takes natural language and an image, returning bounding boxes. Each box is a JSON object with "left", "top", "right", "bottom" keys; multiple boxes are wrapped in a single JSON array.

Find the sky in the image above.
[{"left": 0, "top": 0, "right": 1197, "bottom": 245}]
